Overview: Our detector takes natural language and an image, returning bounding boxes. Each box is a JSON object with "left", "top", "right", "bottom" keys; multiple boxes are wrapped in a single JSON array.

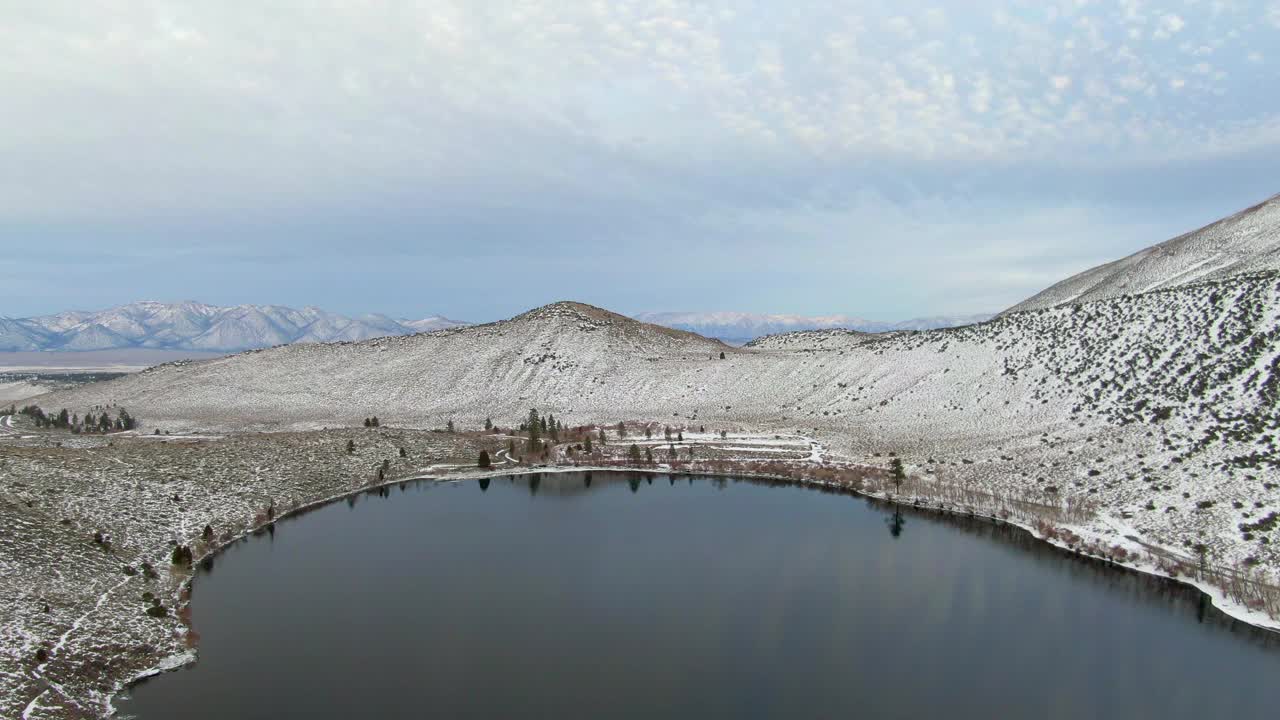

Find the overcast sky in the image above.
[{"left": 3, "top": 1, "right": 1279, "bottom": 322}]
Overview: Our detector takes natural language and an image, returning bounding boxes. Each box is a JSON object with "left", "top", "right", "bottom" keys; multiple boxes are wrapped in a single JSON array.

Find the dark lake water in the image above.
[{"left": 118, "top": 472, "right": 1280, "bottom": 719}]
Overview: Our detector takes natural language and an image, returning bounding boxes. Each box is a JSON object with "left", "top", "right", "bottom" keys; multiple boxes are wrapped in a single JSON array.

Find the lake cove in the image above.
[{"left": 118, "top": 472, "right": 1280, "bottom": 719}]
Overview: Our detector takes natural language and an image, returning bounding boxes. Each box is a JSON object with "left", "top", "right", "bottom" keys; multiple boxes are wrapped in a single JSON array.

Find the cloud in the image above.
[
  {"left": 1155, "top": 13, "right": 1186, "bottom": 38},
  {"left": 2, "top": 1, "right": 1279, "bottom": 319}
]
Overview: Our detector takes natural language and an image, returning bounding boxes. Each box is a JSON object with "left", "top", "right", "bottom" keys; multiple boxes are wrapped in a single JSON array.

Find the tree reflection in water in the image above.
[{"left": 886, "top": 508, "right": 906, "bottom": 539}]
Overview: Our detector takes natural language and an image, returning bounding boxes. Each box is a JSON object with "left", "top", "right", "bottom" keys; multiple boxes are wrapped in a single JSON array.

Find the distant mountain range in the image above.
[
  {"left": 633, "top": 311, "right": 994, "bottom": 342},
  {"left": 0, "top": 302, "right": 466, "bottom": 352},
  {"left": 0, "top": 303, "right": 994, "bottom": 353}
]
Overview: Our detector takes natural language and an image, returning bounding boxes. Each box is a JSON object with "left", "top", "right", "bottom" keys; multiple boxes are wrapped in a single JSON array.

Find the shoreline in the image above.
[{"left": 109, "top": 460, "right": 1279, "bottom": 715}]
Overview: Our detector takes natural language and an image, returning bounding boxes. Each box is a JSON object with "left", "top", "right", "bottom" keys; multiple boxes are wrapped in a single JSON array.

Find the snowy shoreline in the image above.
[{"left": 109, "top": 457, "right": 1279, "bottom": 716}]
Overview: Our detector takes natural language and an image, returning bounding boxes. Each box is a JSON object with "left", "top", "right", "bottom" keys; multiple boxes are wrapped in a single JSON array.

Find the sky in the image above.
[{"left": 3, "top": 1, "right": 1279, "bottom": 323}]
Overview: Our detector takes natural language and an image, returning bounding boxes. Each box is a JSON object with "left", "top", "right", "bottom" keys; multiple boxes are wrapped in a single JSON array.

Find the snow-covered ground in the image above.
[
  {"left": 31, "top": 275, "right": 1280, "bottom": 583},
  {"left": 0, "top": 382, "right": 49, "bottom": 407}
]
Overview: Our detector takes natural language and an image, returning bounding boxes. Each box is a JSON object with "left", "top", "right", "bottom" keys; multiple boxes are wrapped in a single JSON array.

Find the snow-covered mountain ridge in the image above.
[
  {"left": 28, "top": 195, "right": 1280, "bottom": 588},
  {"left": 1007, "top": 193, "right": 1280, "bottom": 313},
  {"left": 3, "top": 301, "right": 991, "bottom": 353},
  {"left": 0, "top": 301, "right": 466, "bottom": 352},
  {"left": 33, "top": 282, "right": 1280, "bottom": 581}
]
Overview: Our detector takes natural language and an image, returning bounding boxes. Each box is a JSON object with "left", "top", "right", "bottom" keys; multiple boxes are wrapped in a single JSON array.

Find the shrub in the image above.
[{"left": 171, "top": 545, "right": 193, "bottom": 566}]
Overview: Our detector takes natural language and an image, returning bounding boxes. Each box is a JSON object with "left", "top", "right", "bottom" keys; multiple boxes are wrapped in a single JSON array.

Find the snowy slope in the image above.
[
  {"left": 34, "top": 274, "right": 1280, "bottom": 576},
  {"left": 634, "top": 311, "right": 992, "bottom": 341},
  {"left": 4, "top": 301, "right": 468, "bottom": 352},
  {"left": 28, "top": 196, "right": 1280, "bottom": 579},
  {"left": 1008, "top": 193, "right": 1280, "bottom": 313},
  {"left": 0, "top": 317, "right": 54, "bottom": 351}
]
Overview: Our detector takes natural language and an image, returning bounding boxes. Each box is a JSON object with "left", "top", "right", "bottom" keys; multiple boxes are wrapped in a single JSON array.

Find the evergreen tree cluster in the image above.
[
  {"left": 363, "top": 416, "right": 380, "bottom": 427},
  {"left": 522, "top": 408, "right": 567, "bottom": 451},
  {"left": 18, "top": 405, "right": 136, "bottom": 433},
  {"left": 171, "top": 544, "right": 194, "bottom": 566}
]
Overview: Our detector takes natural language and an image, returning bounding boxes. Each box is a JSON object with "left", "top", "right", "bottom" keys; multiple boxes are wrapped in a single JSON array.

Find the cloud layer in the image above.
[{"left": 3, "top": 1, "right": 1279, "bottom": 319}]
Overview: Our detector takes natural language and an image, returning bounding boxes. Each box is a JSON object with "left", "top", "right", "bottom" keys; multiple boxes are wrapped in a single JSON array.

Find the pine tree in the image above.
[
  {"left": 616, "top": 421, "right": 626, "bottom": 438},
  {"left": 484, "top": 417, "right": 493, "bottom": 431},
  {"left": 584, "top": 435, "right": 593, "bottom": 453},
  {"left": 890, "top": 458, "right": 906, "bottom": 494},
  {"left": 719, "top": 351, "right": 726, "bottom": 359},
  {"left": 527, "top": 409, "right": 541, "bottom": 442},
  {"left": 598, "top": 427, "right": 606, "bottom": 445},
  {"left": 363, "top": 418, "right": 371, "bottom": 427},
  {"left": 664, "top": 425, "right": 671, "bottom": 441},
  {"left": 677, "top": 431, "right": 684, "bottom": 442},
  {"left": 629, "top": 444, "right": 643, "bottom": 463},
  {"left": 644, "top": 426, "right": 652, "bottom": 439},
  {"left": 399, "top": 447, "right": 407, "bottom": 458},
  {"left": 446, "top": 419, "right": 456, "bottom": 433},
  {"left": 346, "top": 439, "right": 356, "bottom": 454},
  {"left": 478, "top": 450, "right": 491, "bottom": 468},
  {"left": 645, "top": 447, "right": 654, "bottom": 464}
]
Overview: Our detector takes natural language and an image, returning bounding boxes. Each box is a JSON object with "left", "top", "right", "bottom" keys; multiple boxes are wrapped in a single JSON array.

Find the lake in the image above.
[{"left": 118, "top": 472, "right": 1280, "bottom": 719}]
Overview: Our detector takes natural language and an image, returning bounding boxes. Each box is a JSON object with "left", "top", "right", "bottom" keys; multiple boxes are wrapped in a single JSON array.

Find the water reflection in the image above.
[
  {"left": 121, "top": 472, "right": 1280, "bottom": 720},
  {"left": 886, "top": 508, "right": 906, "bottom": 539}
]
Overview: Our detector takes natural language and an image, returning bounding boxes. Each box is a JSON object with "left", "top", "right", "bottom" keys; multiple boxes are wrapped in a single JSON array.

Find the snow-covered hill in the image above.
[
  {"left": 0, "top": 301, "right": 467, "bottom": 352},
  {"left": 27, "top": 195, "right": 1280, "bottom": 594},
  {"left": 1007, "top": 193, "right": 1280, "bottom": 313},
  {"left": 634, "top": 311, "right": 992, "bottom": 342}
]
